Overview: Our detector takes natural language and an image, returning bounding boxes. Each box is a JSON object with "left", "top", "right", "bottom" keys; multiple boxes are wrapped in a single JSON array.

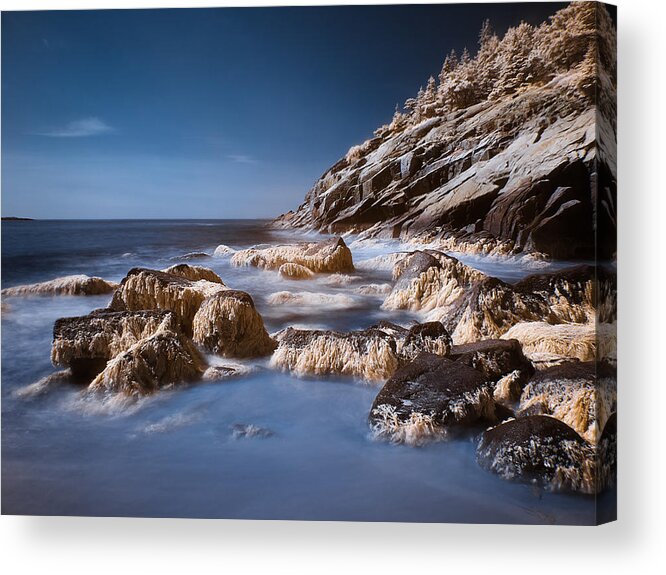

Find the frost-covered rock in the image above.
[
  {"left": 517, "top": 361, "right": 616, "bottom": 443},
  {"left": 370, "top": 354, "right": 498, "bottom": 445},
  {"left": 162, "top": 263, "right": 225, "bottom": 284},
  {"left": 383, "top": 251, "right": 550, "bottom": 344},
  {"left": 450, "top": 338, "right": 534, "bottom": 403},
  {"left": 501, "top": 321, "right": 598, "bottom": 365},
  {"left": 231, "top": 237, "right": 354, "bottom": 274},
  {"left": 271, "top": 321, "right": 451, "bottom": 383},
  {"left": 278, "top": 262, "right": 315, "bottom": 280},
  {"left": 2, "top": 275, "right": 118, "bottom": 297},
  {"left": 192, "top": 290, "right": 276, "bottom": 358},
  {"left": 88, "top": 329, "right": 205, "bottom": 396},
  {"left": 213, "top": 244, "right": 236, "bottom": 257},
  {"left": 476, "top": 415, "right": 599, "bottom": 494},
  {"left": 109, "top": 267, "right": 226, "bottom": 334},
  {"left": 52, "top": 309, "right": 177, "bottom": 380}
]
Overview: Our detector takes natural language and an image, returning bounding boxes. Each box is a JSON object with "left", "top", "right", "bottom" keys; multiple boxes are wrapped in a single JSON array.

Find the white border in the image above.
[{"left": 1, "top": 0, "right": 664, "bottom": 572}]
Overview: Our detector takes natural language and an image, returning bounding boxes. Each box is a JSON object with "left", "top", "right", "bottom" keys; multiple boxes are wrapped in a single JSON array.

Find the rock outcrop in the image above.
[
  {"left": 275, "top": 2, "right": 616, "bottom": 261},
  {"left": 2, "top": 275, "right": 118, "bottom": 297},
  {"left": 476, "top": 415, "right": 598, "bottom": 494},
  {"left": 231, "top": 237, "right": 354, "bottom": 274},
  {"left": 192, "top": 290, "right": 276, "bottom": 358},
  {"left": 271, "top": 321, "right": 451, "bottom": 382}
]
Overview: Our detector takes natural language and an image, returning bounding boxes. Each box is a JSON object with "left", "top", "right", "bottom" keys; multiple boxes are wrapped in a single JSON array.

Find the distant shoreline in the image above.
[{"left": 2, "top": 217, "right": 34, "bottom": 221}]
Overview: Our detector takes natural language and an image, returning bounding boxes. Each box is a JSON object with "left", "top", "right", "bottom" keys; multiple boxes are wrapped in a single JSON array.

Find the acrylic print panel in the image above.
[{"left": 0, "top": 1, "right": 616, "bottom": 524}]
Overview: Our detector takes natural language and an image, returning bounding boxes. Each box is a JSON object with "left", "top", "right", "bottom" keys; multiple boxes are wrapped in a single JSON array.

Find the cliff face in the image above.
[{"left": 276, "top": 2, "right": 616, "bottom": 260}]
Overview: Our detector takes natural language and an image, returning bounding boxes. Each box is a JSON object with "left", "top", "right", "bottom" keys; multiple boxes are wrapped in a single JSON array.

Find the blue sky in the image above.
[{"left": 1, "top": 3, "right": 565, "bottom": 219}]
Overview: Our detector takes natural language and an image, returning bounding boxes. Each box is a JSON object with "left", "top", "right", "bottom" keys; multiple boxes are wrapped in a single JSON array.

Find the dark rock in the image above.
[{"left": 476, "top": 415, "right": 597, "bottom": 493}]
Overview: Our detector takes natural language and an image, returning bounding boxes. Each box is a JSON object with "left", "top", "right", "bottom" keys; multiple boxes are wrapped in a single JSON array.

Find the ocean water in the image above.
[{"left": 1, "top": 219, "right": 596, "bottom": 523}]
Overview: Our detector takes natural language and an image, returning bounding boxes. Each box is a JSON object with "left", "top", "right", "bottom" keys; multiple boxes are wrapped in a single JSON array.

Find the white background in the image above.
[{"left": 1, "top": 0, "right": 663, "bottom": 572}]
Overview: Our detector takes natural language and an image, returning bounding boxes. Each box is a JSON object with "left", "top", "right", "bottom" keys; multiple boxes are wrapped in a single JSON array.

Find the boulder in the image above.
[
  {"left": 278, "top": 262, "right": 315, "bottom": 280},
  {"left": 476, "top": 415, "right": 597, "bottom": 494},
  {"left": 450, "top": 338, "right": 534, "bottom": 402},
  {"left": 2, "top": 275, "right": 118, "bottom": 297},
  {"left": 271, "top": 321, "right": 451, "bottom": 382},
  {"left": 192, "top": 290, "right": 276, "bottom": 358},
  {"left": 52, "top": 309, "right": 177, "bottom": 381},
  {"left": 109, "top": 267, "right": 226, "bottom": 334},
  {"left": 88, "top": 329, "right": 205, "bottom": 396},
  {"left": 369, "top": 353, "right": 497, "bottom": 445},
  {"left": 517, "top": 361, "right": 616, "bottom": 443},
  {"left": 231, "top": 237, "right": 354, "bottom": 274},
  {"left": 501, "top": 321, "right": 598, "bottom": 365},
  {"left": 162, "top": 264, "right": 224, "bottom": 284}
]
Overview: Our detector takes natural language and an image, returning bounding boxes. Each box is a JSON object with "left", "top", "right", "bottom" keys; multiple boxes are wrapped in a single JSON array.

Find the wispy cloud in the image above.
[
  {"left": 227, "top": 154, "right": 257, "bottom": 164},
  {"left": 33, "top": 117, "right": 115, "bottom": 138}
]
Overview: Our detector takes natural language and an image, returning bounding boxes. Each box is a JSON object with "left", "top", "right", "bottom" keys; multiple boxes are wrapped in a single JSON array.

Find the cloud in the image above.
[
  {"left": 34, "top": 117, "right": 115, "bottom": 138},
  {"left": 227, "top": 154, "right": 257, "bottom": 164}
]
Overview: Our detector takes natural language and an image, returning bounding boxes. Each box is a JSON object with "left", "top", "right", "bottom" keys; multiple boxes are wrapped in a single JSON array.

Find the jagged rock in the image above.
[
  {"left": 162, "top": 264, "right": 225, "bottom": 284},
  {"left": 88, "top": 329, "right": 205, "bottom": 396},
  {"left": 274, "top": 3, "right": 616, "bottom": 261},
  {"left": 515, "top": 265, "right": 597, "bottom": 323},
  {"left": 202, "top": 363, "right": 255, "bottom": 381},
  {"left": 192, "top": 290, "right": 276, "bottom": 358},
  {"left": 384, "top": 251, "right": 550, "bottom": 343},
  {"left": 52, "top": 309, "right": 177, "bottom": 380},
  {"left": 2, "top": 275, "right": 118, "bottom": 297},
  {"left": 476, "top": 415, "right": 598, "bottom": 494},
  {"left": 271, "top": 321, "right": 451, "bottom": 382},
  {"left": 278, "top": 262, "right": 315, "bottom": 280},
  {"left": 231, "top": 237, "right": 354, "bottom": 274},
  {"left": 109, "top": 267, "right": 226, "bottom": 334},
  {"left": 450, "top": 338, "right": 534, "bottom": 403},
  {"left": 517, "top": 361, "right": 616, "bottom": 443},
  {"left": 369, "top": 353, "right": 497, "bottom": 445}
]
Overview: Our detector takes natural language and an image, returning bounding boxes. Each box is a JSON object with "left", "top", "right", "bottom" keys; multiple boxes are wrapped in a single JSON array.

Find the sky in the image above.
[{"left": 1, "top": 3, "right": 567, "bottom": 219}]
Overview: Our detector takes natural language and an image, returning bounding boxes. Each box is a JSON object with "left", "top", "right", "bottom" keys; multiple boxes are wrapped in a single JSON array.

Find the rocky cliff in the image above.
[{"left": 275, "top": 2, "right": 616, "bottom": 260}]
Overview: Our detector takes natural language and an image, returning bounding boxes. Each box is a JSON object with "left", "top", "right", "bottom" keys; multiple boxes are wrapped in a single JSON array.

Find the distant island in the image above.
[{"left": 2, "top": 216, "right": 34, "bottom": 221}]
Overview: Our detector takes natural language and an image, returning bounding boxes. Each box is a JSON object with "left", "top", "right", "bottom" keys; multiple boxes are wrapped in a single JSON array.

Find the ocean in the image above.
[{"left": 1, "top": 219, "right": 597, "bottom": 523}]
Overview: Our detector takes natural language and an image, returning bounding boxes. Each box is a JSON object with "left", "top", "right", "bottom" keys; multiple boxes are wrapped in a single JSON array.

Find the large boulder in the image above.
[
  {"left": 271, "top": 321, "right": 451, "bottom": 382},
  {"left": 162, "top": 263, "right": 225, "bottom": 284},
  {"left": 192, "top": 290, "right": 276, "bottom": 358},
  {"left": 52, "top": 309, "right": 177, "bottom": 380},
  {"left": 109, "top": 267, "right": 226, "bottom": 334},
  {"left": 517, "top": 361, "right": 616, "bottom": 443},
  {"left": 2, "top": 275, "right": 118, "bottom": 297},
  {"left": 369, "top": 354, "right": 498, "bottom": 445},
  {"left": 231, "top": 237, "right": 354, "bottom": 274},
  {"left": 88, "top": 329, "right": 205, "bottom": 396},
  {"left": 476, "top": 415, "right": 597, "bottom": 494},
  {"left": 450, "top": 338, "right": 534, "bottom": 403}
]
